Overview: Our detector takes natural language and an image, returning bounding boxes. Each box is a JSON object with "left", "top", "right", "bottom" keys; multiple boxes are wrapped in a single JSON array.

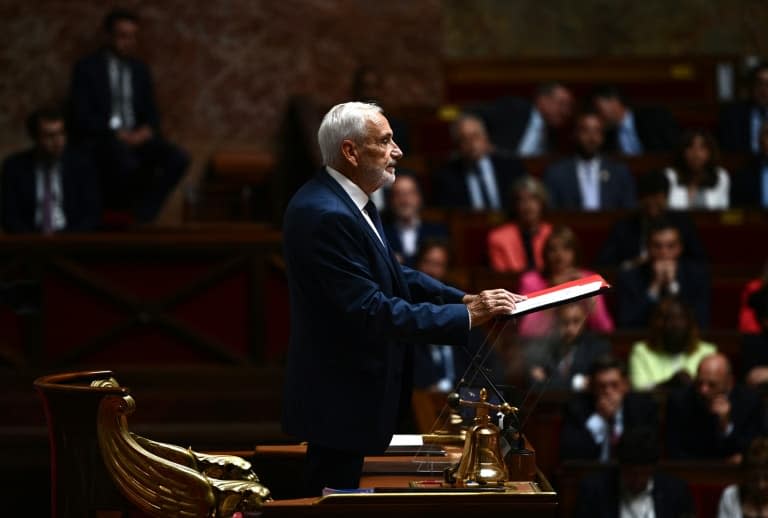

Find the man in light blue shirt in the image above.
[{"left": 544, "top": 112, "right": 636, "bottom": 210}]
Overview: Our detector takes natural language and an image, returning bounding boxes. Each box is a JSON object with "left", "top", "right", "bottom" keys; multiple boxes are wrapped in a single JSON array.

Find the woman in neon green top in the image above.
[{"left": 630, "top": 296, "right": 717, "bottom": 390}]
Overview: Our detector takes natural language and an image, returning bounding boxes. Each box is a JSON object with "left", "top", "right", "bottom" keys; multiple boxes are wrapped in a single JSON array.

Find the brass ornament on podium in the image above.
[
  {"left": 93, "top": 377, "right": 271, "bottom": 517},
  {"left": 445, "top": 388, "right": 518, "bottom": 487}
]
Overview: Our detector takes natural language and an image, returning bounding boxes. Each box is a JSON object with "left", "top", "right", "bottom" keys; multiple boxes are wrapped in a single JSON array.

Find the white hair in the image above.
[{"left": 317, "top": 102, "right": 383, "bottom": 167}]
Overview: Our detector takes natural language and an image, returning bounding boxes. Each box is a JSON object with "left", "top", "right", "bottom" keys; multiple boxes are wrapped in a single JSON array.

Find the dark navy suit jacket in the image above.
[
  {"left": 543, "top": 157, "right": 636, "bottom": 210},
  {"left": 282, "top": 170, "right": 470, "bottom": 453},
  {"left": 1, "top": 148, "right": 102, "bottom": 233},
  {"left": 70, "top": 50, "right": 160, "bottom": 139},
  {"left": 717, "top": 101, "right": 756, "bottom": 153}
]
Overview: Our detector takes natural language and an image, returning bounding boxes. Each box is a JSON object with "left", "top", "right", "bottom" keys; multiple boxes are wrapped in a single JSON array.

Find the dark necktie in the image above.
[{"left": 364, "top": 200, "right": 388, "bottom": 248}]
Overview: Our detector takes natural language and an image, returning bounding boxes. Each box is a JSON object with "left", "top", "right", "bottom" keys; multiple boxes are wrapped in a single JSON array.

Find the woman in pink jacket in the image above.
[
  {"left": 487, "top": 176, "right": 553, "bottom": 273},
  {"left": 517, "top": 226, "right": 615, "bottom": 337}
]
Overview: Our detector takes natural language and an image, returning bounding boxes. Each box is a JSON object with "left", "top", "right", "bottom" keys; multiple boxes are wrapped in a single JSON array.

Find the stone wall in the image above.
[{"left": 0, "top": 0, "right": 443, "bottom": 152}]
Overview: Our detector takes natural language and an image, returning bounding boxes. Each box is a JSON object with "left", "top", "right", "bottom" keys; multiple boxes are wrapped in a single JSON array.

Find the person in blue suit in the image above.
[
  {"left": 543, "top": 111, "right": 636, "bottom": 211},
  {"left": 282, "top": 102, "right": 524, "bottom": 495}
]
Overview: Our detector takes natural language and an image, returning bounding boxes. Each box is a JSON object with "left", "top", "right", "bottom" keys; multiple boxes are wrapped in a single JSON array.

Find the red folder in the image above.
[{"left": 506, "top": 274, "right": 611, "bottom": 317}]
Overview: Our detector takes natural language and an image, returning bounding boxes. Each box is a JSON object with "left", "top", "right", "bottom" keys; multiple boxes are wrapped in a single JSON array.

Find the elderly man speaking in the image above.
[{"left": 281, "top": 102, "right": 524, "bottom": 495}]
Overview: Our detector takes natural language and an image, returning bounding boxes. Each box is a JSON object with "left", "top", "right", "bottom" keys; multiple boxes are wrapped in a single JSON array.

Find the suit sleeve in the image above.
[
  {"left": 304, "top": 210, "right": 470, "bottom": 345},
  {"left": 69, "top": 60, "right": 104, "bottom": 138},
  {"left": 1, "top": 158, "right": 31, "bottom": 233},
  {"left": 136, "top": 62, "right": 161, "bottom": 131},
  {"left": 617, "top": 268, "right": 654, "bottom": 328},
  {"left": 542, "top": 167, "right": 563, "bottom": 209},
  {"left": 559, "top": 399, "right": 600, "bottom": 461},
  {"left": 400, "top": 264, "right": 465, "bottom": 304},
  {"left": 617, "top": 164, "right": 637, "bottom": 209}
]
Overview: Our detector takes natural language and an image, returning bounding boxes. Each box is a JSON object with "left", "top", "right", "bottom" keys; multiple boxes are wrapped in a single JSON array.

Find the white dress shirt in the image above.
[
  {"left": 618, "top": 111, "right": 644, "bottom": 155},
  {"left": 465, "top": 156, "right": 501, "bottom": 210},
  {"left": 586, "top": 407, "right": 624, "bottom": 462},
  {"left": 576, "top": 157, "right": 602, "bottom": 210},
  {"left": 326, "top": 166, "right": 383, "bottom": 245},
  {"left": 107, "top": 53, "right": 135, "bottom": 130},
  {"left": 620, "top": 478, "right": 655, "bottom": 518},
  {"left": 518, "top": 109, "right": 547, "bottom": 157},
  {"left": 35, "top": 162, "right": 67, "bottom": 233}
]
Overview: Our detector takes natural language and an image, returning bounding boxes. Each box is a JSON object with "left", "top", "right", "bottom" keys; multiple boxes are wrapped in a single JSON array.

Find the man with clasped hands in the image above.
[{"left": 282, "top": 102, "right": 525, "bottom": 495}]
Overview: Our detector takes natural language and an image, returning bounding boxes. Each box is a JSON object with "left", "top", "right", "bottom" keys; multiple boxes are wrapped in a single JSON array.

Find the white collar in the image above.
[{"left": 326, "top": 166, "right": 369, "bottom": 211}]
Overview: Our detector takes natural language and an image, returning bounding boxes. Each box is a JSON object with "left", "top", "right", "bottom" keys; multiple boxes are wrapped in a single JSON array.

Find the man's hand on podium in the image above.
[{"left": 463, "top": 289, "right": 526, "bottom": 328}]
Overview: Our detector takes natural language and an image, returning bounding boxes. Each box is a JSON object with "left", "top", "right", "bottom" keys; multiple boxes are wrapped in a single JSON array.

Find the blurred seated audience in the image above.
[
  {"left": 412, "top": 241, "right": 502, "bottom": 392},
  {"left": 717, "top": 437, "right": 768, "bottom": 518},
  {"left": 543, "top": 111, "right": 636, "bottom": 210},
  {"left": 592, "top": 85, "right": 680, "bottom": 155},
  {"left": 383, "top": 173, "right": 447, "bottom": 266},
  {"left": 732, "top": 121, "right": 768, "bottom": 209},
  {"left": 487, "top": 176, "right": 553, "bottom": 273},
  {"left": 739, "top": 262, "right": 767, "bottom": 334},
  {"left": 617, "top": 219, "right": 710, "bottom": 329},
  {"left": 472, "top": 82, "right": 574, "bottom": 157},
  {"left": 432, "top": 113, "right": 525, "bottom": 210},
  {"left": 718, "top": 62, "right": 768, "bottom": 154},
  {"left": 560, "top": 356, "right": 659, "bottom": 462},
  {"left": 518, "top": 226, "right": 615, "bottom": 337},
  {"left": 525, "top": 301, "right": 611, "bottom": 391},
  {"left": 69, "top": 8, "right": 188, "bottom": 223},
  {"left": 666, "top": 353, "right": 764, "bottom": 463},
  {"left": 629, "top": 296, "right": 717, "bottom": 391},
  {"left": 664, "top": 129, "right": 730, "bottom": 210},
  {"left": 742, "top": 287, "right": 768, "bottom": 388},
  {"left": 574, "top": 427, "right": 694, "bottom": 518},
  {"left": 596, "top": 169, "right": 706, "bottom": 270},
  {"left": 1, "top": 106, "right": 101, "bottom": 234}
]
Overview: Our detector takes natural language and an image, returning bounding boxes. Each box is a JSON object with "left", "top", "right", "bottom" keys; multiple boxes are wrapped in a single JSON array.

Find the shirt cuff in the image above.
[{"left": 467, "top": 307, "right": 472, "bottom": 329}]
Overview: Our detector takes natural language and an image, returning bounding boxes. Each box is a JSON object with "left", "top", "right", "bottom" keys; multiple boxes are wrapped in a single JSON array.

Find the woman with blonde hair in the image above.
[{"left": 517, "top": 225, "right": 614, "bottom": 337}]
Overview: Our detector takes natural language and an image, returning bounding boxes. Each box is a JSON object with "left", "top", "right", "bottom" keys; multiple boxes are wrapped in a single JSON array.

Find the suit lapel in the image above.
[
  {"left": 568, "top": 160, "right": 583, "bottom": 207},
  {"left": 317, "top": 171, "right": 409, "bottom": 297}
]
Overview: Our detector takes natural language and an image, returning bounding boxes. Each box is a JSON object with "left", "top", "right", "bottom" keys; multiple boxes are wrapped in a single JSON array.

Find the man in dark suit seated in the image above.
[
  {"left": 472, "top": 82, "right": 574, "bottom": 156},
  {"left": 574, "top": 427, "right": 695, "bottom": 518},
  {"left": 732, "top": 121, "right": 768, "bottom": 208},
  {"left": 617, "top": 219, "right": 710, "bottom": 329},
  {"left": 592, "top": 85, "right": 680, "bottom": 155},
  {"left": 560, "top": 356, "right": 659, "bottom": 462},
  {"left": 432, "top": 114, "right": 525, "bottom": 210},
  {"left": 282, "top": 101, "right": 525, "bottom": 495},
  {"left": 525, "top": 301, "right": 611, "bottom": 391},
  {"left": 543, "top": 111, "right": 636, "bottom": 210},
  {"left": 69, "top": 8, "right": 188, "bottom": 223},
  {"left": 719, "top": 62, "right": 768, "bottom": 154},
  {"left": 666, "top": 353, "right": 764, "bottom": 463},
  {"left": 597, "top": 170, "right": 706, "bottom": 270},
  {"left": 382, "top": 173, "right": 447, "bottom": 266},
  {"left": 1, "top": 106, "right": 101, "bottom": 234}
]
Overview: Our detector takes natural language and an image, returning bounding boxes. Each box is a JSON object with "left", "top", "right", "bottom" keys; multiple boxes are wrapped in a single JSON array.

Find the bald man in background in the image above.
[{"left": 665, "top": 353, "right": 764, "bottom": 463}]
